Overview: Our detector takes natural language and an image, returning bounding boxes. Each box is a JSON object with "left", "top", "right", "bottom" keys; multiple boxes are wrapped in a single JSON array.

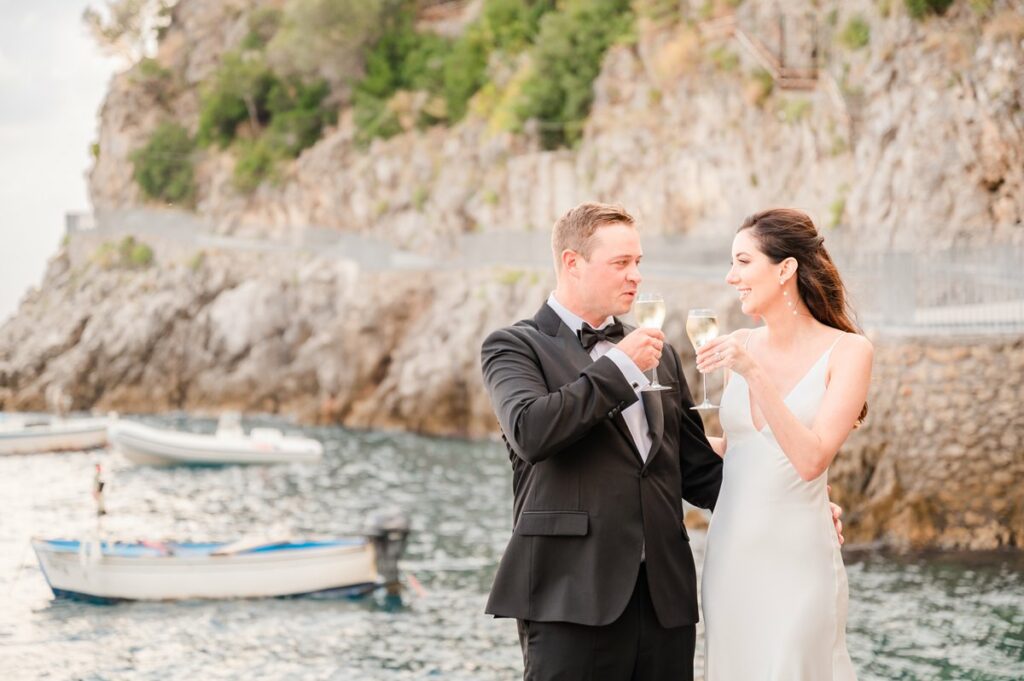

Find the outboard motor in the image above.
[{"left": 366, "top": 509, "right": 410, "bottom": 595}]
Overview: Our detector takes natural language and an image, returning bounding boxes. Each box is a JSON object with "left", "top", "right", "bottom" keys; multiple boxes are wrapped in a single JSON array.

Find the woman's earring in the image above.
[{"left": 784, "top": 286, "right": 797, "bottom": 314}]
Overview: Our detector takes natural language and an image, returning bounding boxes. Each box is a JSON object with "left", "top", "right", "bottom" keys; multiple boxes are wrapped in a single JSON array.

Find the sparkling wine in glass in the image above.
[
  {"left": 686, "top": 309, "right": 719, "bottom": 410},
  {"left": 634, "top": 293, "right": 671, "bottom": 392}
]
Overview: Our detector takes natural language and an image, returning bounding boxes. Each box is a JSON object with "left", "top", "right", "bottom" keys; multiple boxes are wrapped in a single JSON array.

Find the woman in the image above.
[{"left": 696, "top": 208, "right": 872, "bottom": 680}]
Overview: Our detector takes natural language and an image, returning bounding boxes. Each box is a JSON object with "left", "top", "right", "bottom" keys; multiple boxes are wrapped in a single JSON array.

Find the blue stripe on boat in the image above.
[
  {"left": 50, "top": 582, "right": 380, "bottom": 604},
  {"left": 37, "top": 538, "right": 366, "bottom": 557}
]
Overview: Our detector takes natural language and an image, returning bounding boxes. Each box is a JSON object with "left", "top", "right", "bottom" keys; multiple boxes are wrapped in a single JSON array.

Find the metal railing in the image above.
[
  {"left": 833, "top": 247, "right": 1024, "bottom": 334},
  {"left": 68, "top": 209, "right": 1024, "bottom": 334}
]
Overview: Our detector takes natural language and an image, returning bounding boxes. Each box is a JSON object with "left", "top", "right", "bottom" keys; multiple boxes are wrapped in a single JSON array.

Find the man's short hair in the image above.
[{"left": 551, "top": 202, "right": 636, "bottom": 272}]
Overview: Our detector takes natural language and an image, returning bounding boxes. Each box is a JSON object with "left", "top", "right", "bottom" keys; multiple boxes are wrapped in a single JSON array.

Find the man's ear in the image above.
[{"left": 561, "top": 249, "right": 579, "bottom": 276}]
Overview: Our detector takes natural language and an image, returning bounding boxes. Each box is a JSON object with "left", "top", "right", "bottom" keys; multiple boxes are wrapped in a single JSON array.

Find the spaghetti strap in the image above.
[
  {"left": 726, "top": 329, "right": 757, "bottom": 389},
  {"left": 826, "top": 332, "right": 845, "bottom": 355}
]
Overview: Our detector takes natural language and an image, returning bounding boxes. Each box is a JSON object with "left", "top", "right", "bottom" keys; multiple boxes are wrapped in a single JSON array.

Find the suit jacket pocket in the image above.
[{"left": 515, "top": 510, "right": 589, "bottom": 536}]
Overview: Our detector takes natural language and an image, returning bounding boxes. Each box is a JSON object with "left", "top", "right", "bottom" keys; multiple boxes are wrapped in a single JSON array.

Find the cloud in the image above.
[
  {"left": 0, "top": 48, "right": 23, "bottom": 84},
  {"left": 0, "top": 0, "right": 118, "bottom": 323}
]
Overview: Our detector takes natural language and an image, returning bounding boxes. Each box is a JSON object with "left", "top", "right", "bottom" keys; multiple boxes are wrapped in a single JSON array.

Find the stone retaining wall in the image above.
[{"left": 829, "top": 335, "right": 1024, "bottom": 551}]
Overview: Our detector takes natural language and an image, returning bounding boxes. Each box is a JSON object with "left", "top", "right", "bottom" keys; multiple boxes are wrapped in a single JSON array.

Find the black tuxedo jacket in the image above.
[{"left": 481, "top": 303, "right": 723, "bottom": 628}]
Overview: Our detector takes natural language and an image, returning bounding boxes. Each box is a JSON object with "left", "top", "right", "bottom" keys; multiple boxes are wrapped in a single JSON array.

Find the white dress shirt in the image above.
[{"left": 546, "top": 293, "right": 653, "bottom": 461}]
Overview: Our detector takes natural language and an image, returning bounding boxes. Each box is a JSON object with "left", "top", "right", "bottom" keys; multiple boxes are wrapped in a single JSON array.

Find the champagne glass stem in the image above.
[{"left": 701, "top": 370, "right": 709, "bottom": 405}]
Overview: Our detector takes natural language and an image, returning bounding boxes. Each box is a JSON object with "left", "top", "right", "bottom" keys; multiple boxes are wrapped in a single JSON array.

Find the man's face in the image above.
[{"left": 568, "top": 222, "right": 643, "bottom": 320}]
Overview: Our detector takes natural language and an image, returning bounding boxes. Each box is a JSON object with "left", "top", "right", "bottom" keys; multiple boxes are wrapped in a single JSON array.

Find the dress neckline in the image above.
[{"left": 744, "top": 331, "right": 845, "bottom": 433}]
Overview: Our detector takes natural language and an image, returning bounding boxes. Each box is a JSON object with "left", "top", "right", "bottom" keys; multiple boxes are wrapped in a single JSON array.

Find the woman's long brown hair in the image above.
[{"left": 739, "top": 208, "right": 868, "bottom": 425}]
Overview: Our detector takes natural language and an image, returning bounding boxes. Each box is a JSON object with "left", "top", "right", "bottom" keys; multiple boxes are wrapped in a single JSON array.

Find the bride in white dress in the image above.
[{"left": 694, "top": 209, "right": 873, "bottom": 681}]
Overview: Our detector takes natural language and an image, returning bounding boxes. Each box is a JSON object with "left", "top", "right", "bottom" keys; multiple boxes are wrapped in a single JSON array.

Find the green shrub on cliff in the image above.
[
  {"left": 123, "top": 237, "right": 154, "bottom": 267},
  {"left": 198, "top": 48, "right": 333, "bottom": 190},
  {"left": 93, "top": 236, "right": 155, "bottom": 270},
  {"left": 905, "top": 0, "right": 955, "bottom": 18},
  {"left": 441, "top": 27, "right": 490, "bottom": 123},
  {"left": 515, "top": 0, "right": 634, "bottom": 149},
  {"left": 352, "top": 0, "right": 555, "bottom": 146},
  {"left": 131, "top": 122, "right": 195, "bottom": 205},
  {"left": 482, "top": 0, "right": 556, "bottom": 53},
  {"left": 266, "top": 77, "right": 333, "bottom": 156},
  {"left": 840, "top": 16, "right": 870, "bottom": 50},
  {"left": 353, "top": 96, "right": 403, "bottom": 147},
  {"left": 197, "top": 52, "right": 278, "bottom": 148},
  {"left": 352, "top": 7, "right": 450, "bottom": 145},
  {"left": 234, "top": 137, "right": 281, "bottom": 192},
  {"left": 439, "top": 0, "right": 556, "bottom": 125},
  {"left": 231, "top": 78, "right": 334, "bottom": 191},
  {"left": 708, "top": 45, "right": 740, "bottom": 71}
]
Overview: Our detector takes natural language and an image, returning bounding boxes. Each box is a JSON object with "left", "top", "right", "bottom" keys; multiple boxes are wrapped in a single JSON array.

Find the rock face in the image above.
[
  {"left": 832, "top": 336, "right": 1024, "bottom": 551},
  {"left": 87, "top": 0, "right": 1023, "bottom": 248}
]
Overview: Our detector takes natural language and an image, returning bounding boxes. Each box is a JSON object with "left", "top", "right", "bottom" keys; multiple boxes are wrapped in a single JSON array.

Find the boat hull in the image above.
[
  {"left": 33, "top": 539, "right": 379, "bottom": 601},
  {"left": 0, "top": 419, "right": 109, "bottom": 455},
  {"left": 108, "top": 421, "right": 323, "bottom": 466}
]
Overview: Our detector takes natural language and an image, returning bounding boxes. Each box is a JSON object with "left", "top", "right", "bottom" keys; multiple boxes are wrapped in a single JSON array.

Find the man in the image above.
[{"left": 481, "top": 202, "right": 722, "bottom": 680}]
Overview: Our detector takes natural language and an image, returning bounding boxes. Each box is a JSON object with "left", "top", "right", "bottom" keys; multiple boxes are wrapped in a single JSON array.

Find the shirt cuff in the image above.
[{"left": 605, "top": 348, "right": 650, "bottom": 393}]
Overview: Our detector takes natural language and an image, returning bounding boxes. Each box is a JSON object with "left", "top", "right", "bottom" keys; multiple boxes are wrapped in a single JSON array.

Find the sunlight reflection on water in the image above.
[{"left": 0, "top": 415, "right": 1021, "bottom": 680}]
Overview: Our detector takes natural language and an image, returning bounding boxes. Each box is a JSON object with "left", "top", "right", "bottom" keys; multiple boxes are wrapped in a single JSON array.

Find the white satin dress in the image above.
[{"left": 701, "top": 333, "right": 857, "bottom": 680}]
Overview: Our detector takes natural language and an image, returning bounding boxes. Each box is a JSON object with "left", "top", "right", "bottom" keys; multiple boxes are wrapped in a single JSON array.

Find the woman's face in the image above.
[{"left": 725, "top": 229, "right": 784, "bottom": 317}]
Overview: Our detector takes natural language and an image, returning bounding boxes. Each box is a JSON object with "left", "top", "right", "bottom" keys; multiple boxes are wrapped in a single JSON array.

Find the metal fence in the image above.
[
  {"left": 833, "top": 247, "right": 1024, "bottom": 334},
  {"left": 68, "top": 210, "right": 1024, "bottom": 335},
  {"left": 636, "top": 238, "right": 1024, "bottom": 335}
]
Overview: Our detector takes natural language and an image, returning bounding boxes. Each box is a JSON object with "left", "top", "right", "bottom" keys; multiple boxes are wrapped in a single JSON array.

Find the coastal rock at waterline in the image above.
[
  {"left": 0, "top": 252, "right": 538, "bottom": 436},
  {"left": 0, "top": 251, "right": 738, "bottom": 436}
]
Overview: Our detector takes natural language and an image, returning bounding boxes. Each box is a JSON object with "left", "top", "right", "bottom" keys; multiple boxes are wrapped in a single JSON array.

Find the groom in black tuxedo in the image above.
[{"left": 481, "top": 202, "right": 723, "bottom": 680}]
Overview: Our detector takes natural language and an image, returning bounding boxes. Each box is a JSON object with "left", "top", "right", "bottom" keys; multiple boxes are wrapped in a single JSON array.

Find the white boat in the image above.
[
  {"left": 32, "top": 512, "right": 410, "bottom": 603},
  {"left": 33, "top": 537, "right": 381, "bottom": 602},
  {"left": 0, "top": 415, "right": 110, "bottom": 455},
  {"left": 108, "top": 415, "right": 322, "bottom": 466}
]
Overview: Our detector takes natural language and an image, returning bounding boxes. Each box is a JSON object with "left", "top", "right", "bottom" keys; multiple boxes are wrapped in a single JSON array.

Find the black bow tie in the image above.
[{"left": 579, "top": 321, "right": 625, "bottom": 352}]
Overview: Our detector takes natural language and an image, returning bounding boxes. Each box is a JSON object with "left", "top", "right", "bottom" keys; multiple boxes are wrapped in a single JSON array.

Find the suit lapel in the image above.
[
  {"left": 537, "top": 304, "right": 644, "bottom": 464},
  {"left": 641, "top": 388, "right": 665, "bottom": 470},
  {"left": 611, "top": 413, "right": 644, "bottom": 464},
  {"left": 554, "top": 320, "right": 596, "bottom": 374}
]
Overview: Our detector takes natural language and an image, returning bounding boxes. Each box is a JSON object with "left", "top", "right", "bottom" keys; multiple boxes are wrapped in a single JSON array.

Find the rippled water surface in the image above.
[{"left": 1, "top": 415, "right": 1022, "bottom": 680}]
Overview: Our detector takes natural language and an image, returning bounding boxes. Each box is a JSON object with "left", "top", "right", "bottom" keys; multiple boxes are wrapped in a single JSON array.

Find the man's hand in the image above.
[
  {"left": 828, "top": 484, "right": 844, "bottom": 546},
  {"left": 617, "top": 328, "right": 665, "bottom": 372}
]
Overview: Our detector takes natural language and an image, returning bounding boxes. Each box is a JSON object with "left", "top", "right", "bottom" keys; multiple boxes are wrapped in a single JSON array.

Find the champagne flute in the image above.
[
  {"left": 634, "top": 293, "right": 671, "bottom": 392},
  {"left": 686, "top": 309, "right": 719, "bottom": 410}
]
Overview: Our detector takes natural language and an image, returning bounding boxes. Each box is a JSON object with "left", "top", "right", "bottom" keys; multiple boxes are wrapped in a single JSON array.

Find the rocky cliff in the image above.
[{"left": 87, "top": 0, "right": 1024, "bottom": 248}]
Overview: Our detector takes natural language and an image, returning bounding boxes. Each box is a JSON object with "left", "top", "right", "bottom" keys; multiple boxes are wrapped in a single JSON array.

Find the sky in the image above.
[{"left": 0, "top": 0, "right": 120, "bottom": 324}]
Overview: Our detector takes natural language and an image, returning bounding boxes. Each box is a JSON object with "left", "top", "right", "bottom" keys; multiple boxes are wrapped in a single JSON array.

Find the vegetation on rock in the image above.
[{"left": 131, "top": 122, "right": 195, "bottom": 205}]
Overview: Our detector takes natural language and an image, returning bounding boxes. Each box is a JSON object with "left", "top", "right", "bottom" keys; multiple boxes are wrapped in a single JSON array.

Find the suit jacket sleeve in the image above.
[
  {"left": 481, "top": 326, "right": 640, "bottom": 465},
  {"left": 668, "top": 345, "right": 723, "bottom": 510}
]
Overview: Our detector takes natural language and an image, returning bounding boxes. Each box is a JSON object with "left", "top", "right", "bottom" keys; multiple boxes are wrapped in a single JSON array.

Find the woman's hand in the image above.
[{"left": 695, "top": 330, "right": 757, "bottom": 376}]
